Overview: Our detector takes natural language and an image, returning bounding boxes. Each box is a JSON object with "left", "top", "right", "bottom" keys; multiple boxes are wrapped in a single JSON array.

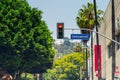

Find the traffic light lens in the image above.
[{"left": 58, "top": 24, "right": 62, "bottom": 28}]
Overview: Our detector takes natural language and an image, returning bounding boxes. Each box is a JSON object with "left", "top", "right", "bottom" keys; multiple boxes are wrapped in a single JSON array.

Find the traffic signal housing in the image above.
[{"left": 57, "top": 23, "right": 64, "bottom": 39}]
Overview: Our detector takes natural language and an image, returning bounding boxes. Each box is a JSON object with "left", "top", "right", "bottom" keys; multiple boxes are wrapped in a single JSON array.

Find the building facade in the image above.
[{"left": 93, "top": 0, "right": 120, "bottom": 80}]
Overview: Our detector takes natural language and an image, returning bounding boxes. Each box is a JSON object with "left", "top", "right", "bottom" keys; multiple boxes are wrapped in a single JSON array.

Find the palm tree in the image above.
[
  {"left": 76, "top": 2, "right": 104, "bottom": 32},
  {"left": 76, "top": 2, "right": 104, "bottom": 80}
]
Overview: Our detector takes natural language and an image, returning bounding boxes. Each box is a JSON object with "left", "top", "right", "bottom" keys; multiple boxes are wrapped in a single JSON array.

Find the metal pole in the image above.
[
  {"left": 93, "top": 0, "right": 101, "bottom": 79},
  {"left": 65, "top": 28, "right": 120, "bottom": 45},
  {"left": 84, "top": 42, "right": 88, "bottom": 80},
  {"left": 91, "top": 32, "right": 94, "bottom": 80},
  {"left": 111, "top": 0, "right": 116, "bottom": 79}
]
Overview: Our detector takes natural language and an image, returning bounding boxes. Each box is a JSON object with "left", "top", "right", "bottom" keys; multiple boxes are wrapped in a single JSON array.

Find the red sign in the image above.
[
  {"left": 94, "top": 45, "right": 102, "bottom": 77},
  {"left": 114, "top": 66, "right": 119, "bottom": 76}
]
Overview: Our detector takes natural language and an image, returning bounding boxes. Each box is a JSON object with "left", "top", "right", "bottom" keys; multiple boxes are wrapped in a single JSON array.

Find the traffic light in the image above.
[{"left": 57, "top": 23, "right": 64, "bottom": 39}]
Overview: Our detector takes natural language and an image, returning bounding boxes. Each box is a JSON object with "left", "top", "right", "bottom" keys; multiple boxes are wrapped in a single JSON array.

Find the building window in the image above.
[
  {"left": 117, "top": 18, "right": 120, "bottom": 28},
  {"left": 116, "top": 18, "right": 120, "bottom": 31},
  {"left": 116, "top": 34, "right": 120, "bottom": 50},
  {"left": 108, "top": 44, "right": 112, "bottom": 58}
]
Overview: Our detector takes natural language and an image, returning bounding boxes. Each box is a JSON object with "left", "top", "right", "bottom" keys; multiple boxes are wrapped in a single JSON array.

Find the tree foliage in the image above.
[
  {"left": 74, "top": 44, "right": 83, "bottom": 52},
  {"left": 0, "top": 0, "right": 55, "bottom": 75},
  {"left": 76, "top": 2, "right": 104, "bottom": 32},
  {"left": 44, "top": 52, "right": 86, "bottom": 80}
]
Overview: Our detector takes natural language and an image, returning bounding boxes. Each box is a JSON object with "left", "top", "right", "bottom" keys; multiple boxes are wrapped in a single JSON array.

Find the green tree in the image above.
[
  {"left": 74, "top": 44, "right": 83, "bottom": 52},
  {"left": 44, "top": 52, "right": 86, "bottom": 80},
  {"left": 76, "top": 2, "right": 104, "bottom": 33},
  {"left": 0, "top": 0, "right": 55, "bottom": 78},
  {"left": 76, "top": 2, "right": 104, "bottom": 80}
]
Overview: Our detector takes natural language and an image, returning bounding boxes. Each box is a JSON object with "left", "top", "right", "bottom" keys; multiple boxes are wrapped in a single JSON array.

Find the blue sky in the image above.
[{"left": 27, "top": 0, "right": 110, "bottom": 40}]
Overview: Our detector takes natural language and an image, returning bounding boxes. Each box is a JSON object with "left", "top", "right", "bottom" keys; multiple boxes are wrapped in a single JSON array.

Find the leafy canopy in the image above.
[
  {"left": 0, "top": 0, "right": 55, "bottom": 74},
  {"left": 76, "top": 2, "right": 104, "bottom": 30},
  {"left": 44, "top": 52, "right": 86, "bottom": 80}
]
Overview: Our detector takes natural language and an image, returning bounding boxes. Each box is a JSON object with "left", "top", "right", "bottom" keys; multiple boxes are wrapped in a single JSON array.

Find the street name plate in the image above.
[{"left": 71, "top": 34, "right": 89, "bottom": 40}]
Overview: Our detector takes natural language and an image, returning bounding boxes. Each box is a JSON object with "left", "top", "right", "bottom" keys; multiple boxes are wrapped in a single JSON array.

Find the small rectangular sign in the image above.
[
  {"left": 71, "top": 34, "right": 89, "bottom": 40},
  {"left": 94, "top": 45, "right": 102, "bottom": 77}
]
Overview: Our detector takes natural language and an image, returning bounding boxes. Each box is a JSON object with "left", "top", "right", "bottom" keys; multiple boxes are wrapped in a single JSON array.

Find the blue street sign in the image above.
[{"left": 71, "top": 34, "right": 90, "bottom": 40}]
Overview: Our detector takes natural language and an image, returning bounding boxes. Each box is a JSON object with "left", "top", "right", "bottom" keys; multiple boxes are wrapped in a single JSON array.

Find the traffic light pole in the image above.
[
  {"left": 65, "top": 27, "right": 120, "bottom": 79},
  {"left": 65, "top": 28, "right": 120, "bottom": 45}
]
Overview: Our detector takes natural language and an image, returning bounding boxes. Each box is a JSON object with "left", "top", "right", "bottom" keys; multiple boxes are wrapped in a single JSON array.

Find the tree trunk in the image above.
[
  {"left": 25, "top": 73, "right": 27, "bottom": 80},
  {"left": 39, "top": 73, "right": 43, "bottom": 80},
  {"left": 15, "top": 70, "right": 22, "bottom": 80},
  {"left": 34, "top": 74, "right": 37, "bottom": 80}
]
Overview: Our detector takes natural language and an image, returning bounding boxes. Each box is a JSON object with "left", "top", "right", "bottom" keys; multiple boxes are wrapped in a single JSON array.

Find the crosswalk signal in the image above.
[{"left": 57, "top": 23, "right": 64, "bottom": 39}]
